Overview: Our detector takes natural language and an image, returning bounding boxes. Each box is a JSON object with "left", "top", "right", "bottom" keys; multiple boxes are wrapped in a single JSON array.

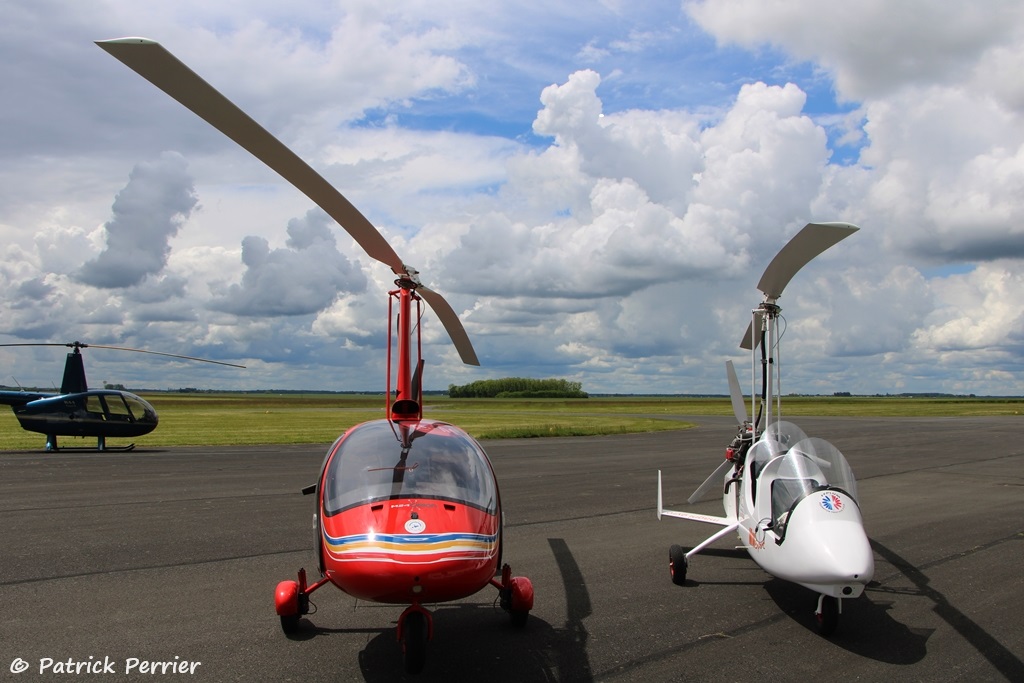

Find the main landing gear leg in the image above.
[
  {"left": 46, "top": 435, "right": 58, "bottom": 452},
  {"left": 274, "top": 568, "right": 329, "bottom": 635},
  {"left": 489, "top": 563, "right": 534, "bottom": 627}
]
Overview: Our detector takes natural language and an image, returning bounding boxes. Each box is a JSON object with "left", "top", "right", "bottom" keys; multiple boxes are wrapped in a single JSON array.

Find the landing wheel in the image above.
[
  {"left": 669, "top": 544, "right": 688, "bottom": 586},
  {"left": 402, "top": 610, "right": 428, "bottom": 674},
  {"left": 816, "top": 595, "right": 839, "bottom": 636}
]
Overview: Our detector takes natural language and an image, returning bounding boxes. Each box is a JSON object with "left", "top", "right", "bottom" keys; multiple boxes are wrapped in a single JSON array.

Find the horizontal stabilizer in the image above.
[
  {"left": 658, "top": 470, "right": 732, "bottom": 526},
  {"left": 660, "top": 509, "right": 733, "bottom": 526}
]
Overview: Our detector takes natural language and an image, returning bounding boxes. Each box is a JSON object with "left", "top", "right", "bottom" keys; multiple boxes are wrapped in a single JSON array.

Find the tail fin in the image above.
[{"left": 60, "top": 350, "right": 88, "bottom": 394}]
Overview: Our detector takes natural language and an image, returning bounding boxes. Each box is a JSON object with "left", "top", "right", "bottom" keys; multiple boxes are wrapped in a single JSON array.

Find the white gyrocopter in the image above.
[{"left": 657, "top": 222, "right": 874, "bottom": 635}]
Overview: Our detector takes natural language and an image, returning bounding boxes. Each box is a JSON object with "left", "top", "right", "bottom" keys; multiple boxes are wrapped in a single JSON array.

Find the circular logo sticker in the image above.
[
  {"left": 820, "top": 492, "right": 844, "bottom": 513},
  {"left": 404, "top": 518, "right": 426, "bottom": 534}
]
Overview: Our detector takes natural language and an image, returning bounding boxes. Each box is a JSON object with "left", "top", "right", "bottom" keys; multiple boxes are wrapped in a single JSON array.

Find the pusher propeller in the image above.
[
  {"left": 725, "top": 359, "right": 748, "bottom": 425},
  {"left": 97, "top": 38, "right": 478, "bottom": 366}
]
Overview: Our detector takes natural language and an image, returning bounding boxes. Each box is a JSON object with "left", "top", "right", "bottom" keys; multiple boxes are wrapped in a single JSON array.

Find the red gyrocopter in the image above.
[{"left": 98, "top": 37, "right": 533, "bottom": 674}]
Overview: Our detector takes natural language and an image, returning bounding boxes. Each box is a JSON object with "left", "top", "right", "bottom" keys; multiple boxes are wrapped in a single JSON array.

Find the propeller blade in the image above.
[
  {"left": 96, "top": 38, "right": 405, "bottom": 275},
  {"left": 417, "top": 285, "right": 479, "bottom": 366},
  {"left": 687, "top": 459, "right": 733, "bottom": 505},
  {"left": 756, "top": 222, "right": 859, "bottom": 300},
  {"left": 725, "top": 360, "right": 747, "bottom": 424}
]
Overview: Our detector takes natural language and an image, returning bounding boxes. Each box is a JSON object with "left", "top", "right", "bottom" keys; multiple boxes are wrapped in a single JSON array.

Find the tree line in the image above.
[{"left": 447, "top": 377, "right": 588, "bottom": 399}]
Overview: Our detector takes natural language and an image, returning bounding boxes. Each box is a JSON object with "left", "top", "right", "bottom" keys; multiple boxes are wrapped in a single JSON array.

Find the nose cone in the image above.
[
  {"left": 797, "top": 520, "right": 874, "bottom": 583},
  {"left": 782, "top": 495, "right": 874, "bottom": 594}
]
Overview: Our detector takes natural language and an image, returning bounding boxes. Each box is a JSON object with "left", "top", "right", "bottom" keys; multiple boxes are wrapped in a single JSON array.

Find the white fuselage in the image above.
[{"left": 726, "top": 433, "right": 874, "bottom": 598}]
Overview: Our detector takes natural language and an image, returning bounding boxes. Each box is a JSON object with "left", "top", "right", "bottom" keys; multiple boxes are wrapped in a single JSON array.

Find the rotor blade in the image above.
[
  {"left": 0, "top": 341, "right": 244, "bottom": 368},
  {"left": 738, "top": 311, "right": 764, "bottom": 351},
  {"left": 756, "top": 222, "right": 859, "bottom": 300},
  {"left": 0, "top": 343, "right": 80, "bottom": 349},
  {"left": 725, "top": 360, "right": 747, "bottom": 424},
  {"left": 96, "top": 38, "right": 405, "bottom": 275},
  {"left": 85, "top": 344, "right": 246, "bottom": 368},
  {"left": 687, "top": 459, "right": 733, "bottom": 505},
  {"left": 417, "top": 286, "right": 479, "bottom": 366}
]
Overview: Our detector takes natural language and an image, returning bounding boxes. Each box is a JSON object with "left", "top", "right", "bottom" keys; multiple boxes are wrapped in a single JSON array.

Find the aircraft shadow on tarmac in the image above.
[
  {"left": 670, "top": 547, "right": 769, "bottom": 589},
  {"left": 280, "top": 537, "right": 596, "bottom": 682},
  {"left": 679, "top": 544, "right": 931, "bottom": 664},
  {"left": 868, "top": 539, "right": 1024, "bottom": 679},
  {"left": 762, "top": 579, "right": 929, "bottom": 665}
]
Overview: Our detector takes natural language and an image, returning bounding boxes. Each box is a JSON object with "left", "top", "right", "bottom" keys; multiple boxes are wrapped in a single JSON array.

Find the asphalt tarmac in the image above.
[{"left": 1, "top": 416, "right": 1022, "bottom": 681}]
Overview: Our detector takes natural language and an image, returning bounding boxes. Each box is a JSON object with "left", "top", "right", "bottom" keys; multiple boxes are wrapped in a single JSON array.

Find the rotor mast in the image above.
[
  {"left": 752, "top": 301, "right": 782, "bottom": 429},
  {"left": 388, "top": 270, "right": 424, "bottom": 422},
  {"left": 739, "top": 222, "right": 860, "bottom": 432}
]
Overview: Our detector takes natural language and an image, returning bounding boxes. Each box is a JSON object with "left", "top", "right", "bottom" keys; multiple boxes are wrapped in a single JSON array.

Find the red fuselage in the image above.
[{"left": 316, "top": 418, "right": 502, "bottom": 604}]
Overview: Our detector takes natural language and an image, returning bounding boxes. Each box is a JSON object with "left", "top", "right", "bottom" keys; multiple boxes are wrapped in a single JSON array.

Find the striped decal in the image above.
[{"left": 323, "top": 530, "right": 498, "bottom": 564}]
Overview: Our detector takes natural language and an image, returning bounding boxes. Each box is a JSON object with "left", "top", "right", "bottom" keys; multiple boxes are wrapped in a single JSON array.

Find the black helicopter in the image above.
[{"left": 0, "top": 341, "right": 243, "bottom": 451}]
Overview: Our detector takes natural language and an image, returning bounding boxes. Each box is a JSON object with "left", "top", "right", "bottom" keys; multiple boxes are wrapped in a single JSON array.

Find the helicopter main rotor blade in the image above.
[
  {"left": 417, "top": 285, "right": 479, "bottom": 366},
  {"left": 725, "top": 360, "right": 748, "bottom": 424},
  {"left": 96, "top": 38, "right": 405, "bottom": 275},
  {"left": 739, "top": 222, "right": 858, "bottom": 350},
  {"left": 85, "top": 344, "right": 246, "bottom": 368},
  {"left": 756, "top": 222, "right": 858, "bottom": 300},
  {"left": 98, "top": 38, "right": 478, "bottom": 367},
  {"left": 0, "top": 341, "right": 245, "bottom": 368}
]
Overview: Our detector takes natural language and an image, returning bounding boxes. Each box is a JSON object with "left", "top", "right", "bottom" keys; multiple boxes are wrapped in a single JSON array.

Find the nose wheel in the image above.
[
  {"left": 397, "top": 606, "right": 431, "bottom": 674},
  {"left": 815, "top": 594, "right": 839, "bottom": 636}
]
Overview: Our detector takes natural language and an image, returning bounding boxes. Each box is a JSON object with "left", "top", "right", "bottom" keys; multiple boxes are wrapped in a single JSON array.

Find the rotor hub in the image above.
[{"left": 394, "top": 264, "right": 422, "bottom": 290}]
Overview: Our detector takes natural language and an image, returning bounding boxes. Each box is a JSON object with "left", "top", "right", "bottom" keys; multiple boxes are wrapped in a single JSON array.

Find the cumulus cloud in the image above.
[
  {"left": 914, "top": 264, "right": 1024, "bottom": 352},
  {"left": 210, "top": 208, "right": 367, "bottom": 316},
  {"left": 75, "top": 152, "right": 198, "bottom": 288},
  {"left": 445, "top": 72, "right": 832, "bottom": 305},
  {"left": 2, "top": 2, "right": 1023, "bottom": 395},
  {"left": 686, "top": 0, "right": 1024, "bottom": 105}
]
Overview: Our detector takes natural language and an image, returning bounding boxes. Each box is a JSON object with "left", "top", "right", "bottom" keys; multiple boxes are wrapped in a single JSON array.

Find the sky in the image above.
[{"left": 1, "top": 0, "right": 1022, "bottom": 396}]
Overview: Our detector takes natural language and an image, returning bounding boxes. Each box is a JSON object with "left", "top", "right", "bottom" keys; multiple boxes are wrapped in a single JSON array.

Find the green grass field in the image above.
[{"left": 0, "top": 393, "right": 1020, "bottom": 450}]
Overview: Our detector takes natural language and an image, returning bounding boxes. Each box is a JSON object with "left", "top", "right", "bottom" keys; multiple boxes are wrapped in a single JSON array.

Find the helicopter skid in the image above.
[{"left": 47, "top": 443, "right": 136, "bottom": 452}]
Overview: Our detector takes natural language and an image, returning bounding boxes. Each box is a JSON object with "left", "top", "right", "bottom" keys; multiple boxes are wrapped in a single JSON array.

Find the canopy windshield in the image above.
[
  {"left": 784, "top": 437, "right": 859, "bottom": 501},
  {"left": 753, "top": 427, "right": 861, "bottom": 530},
  {"left": 324, "top": 420, "right": 497, "bottom": 516},
  {"left": 749, "top": 421, "right": 808, "bottom": 478}
]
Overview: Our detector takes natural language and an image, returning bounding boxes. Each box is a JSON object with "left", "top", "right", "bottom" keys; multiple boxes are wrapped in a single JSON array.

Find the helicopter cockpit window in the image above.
[
  {"left": 122, "top": 394, "right": 152, "bottom": 421},
  {"left": 85, "top": 395, "right": 106, "bottom": 419},
  {"left": 104, "top": 394, "right": 133, "bottom": 421},
  {"left": 324, "top": 421, "right": 497, "bottom": 516}
]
